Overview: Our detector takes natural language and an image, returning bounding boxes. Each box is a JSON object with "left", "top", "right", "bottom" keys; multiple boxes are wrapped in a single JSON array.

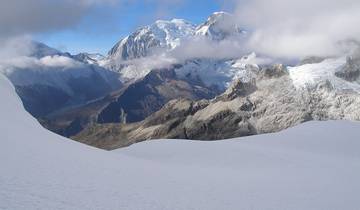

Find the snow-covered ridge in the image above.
[
  {"left": 1, "top": 72, "right": 360, "bottom": 209},
  {"left": 288, "top": 56, "right": 360, "bottom": 93},
  {"left": 175, "top": 53, "right": 260, "bottom": 89}
]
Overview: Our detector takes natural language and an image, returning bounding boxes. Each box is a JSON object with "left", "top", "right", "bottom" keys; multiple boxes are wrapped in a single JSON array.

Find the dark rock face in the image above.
[
  {"left": 217, "top": 79, "right": 257, "bottom": 101},
  {"left": 67, "top": 70, "right": 115, "bottom": 103},
  {"left": 97, "top": 70, "right": 170, "bottom": 123},
  {"left": 39, "top": 94, "right": 114, "bottom": 138},
  {"left": 185, "top": 110, "right": 256, "bottom": 140},
  {"left": 15, "top": 85, "right": 70, "bottom": 118},
  {"left": 335, "top": 57, "right": 360, "bottom": 82},
  {"left": 41, "top": 117, "right": 86, "bottom": 138},
  {"left": 97, "top": 67, "right": 220, "bottom": 124},
  {"left": 299, "top": 56, "right": 325, "bottom": 65},
  {"left": 15, "top": 72, "right": 117, "bottom": 118},
  {"left": 259, "top": 64, "right": 288, "bottom": 79}
]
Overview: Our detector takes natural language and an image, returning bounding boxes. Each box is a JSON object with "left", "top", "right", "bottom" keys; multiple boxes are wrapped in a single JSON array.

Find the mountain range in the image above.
[{"left": 1, "top": 11, "right": 360, "bottom": 149}]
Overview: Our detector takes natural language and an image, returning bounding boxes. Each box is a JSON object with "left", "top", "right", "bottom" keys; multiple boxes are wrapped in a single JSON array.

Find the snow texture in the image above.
[
  {"left": 289, "top": 57, "right": 360, "bottom": 92},
  {"left": 1, "top": 72, "right": 360, "bottom": 210}
]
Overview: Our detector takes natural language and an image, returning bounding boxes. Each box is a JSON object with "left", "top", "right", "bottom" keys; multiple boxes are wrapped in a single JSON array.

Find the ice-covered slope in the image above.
[
  {"left": 289, "top": 56, "right": 360, "bottom": 92},
  {"left": 1, "top": 73, "right": 360, "bottom": 210},
  {"left": 175, "top": 53, "right": 259, "bottom": 89}
]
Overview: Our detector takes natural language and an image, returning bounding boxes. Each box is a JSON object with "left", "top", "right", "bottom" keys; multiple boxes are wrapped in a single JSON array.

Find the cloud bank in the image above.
[
  {"left": 0, "top": 0, "right": 119, "bottom": 63},
  {"left": 0, "top": 0, "right": 116, "bottom": 38},
  {"left": 170, "top": 36, "right": 247, "bottom": 61},
  {"left": 233, "top": 0, "right": 360, "bottom": 59}
]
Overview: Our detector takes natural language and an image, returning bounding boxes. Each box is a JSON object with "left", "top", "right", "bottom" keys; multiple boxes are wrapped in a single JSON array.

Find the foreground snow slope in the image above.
[{"left": 1, "top": 73, "right": 360, "bottom": 210}]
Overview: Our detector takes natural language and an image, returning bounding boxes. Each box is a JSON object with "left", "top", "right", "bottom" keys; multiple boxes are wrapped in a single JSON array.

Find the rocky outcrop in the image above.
[
  {"left": 73, "top": 64, "right": 360, "bottom": 150},
  {"left": 335, "top": 56, "right": 360, "bottom": 82},
  {"left": 299, "top": 56, "right": 325, "bottom": 65}
]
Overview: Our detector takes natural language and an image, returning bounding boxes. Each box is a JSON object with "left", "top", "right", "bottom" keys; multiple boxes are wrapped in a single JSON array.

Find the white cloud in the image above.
[
  {"left": 233, "top": 0, "right": 360, "bottom": 59},
  {"left": 0, "top": 36, "right": 34, "bottom": 60},
  {"left": 0, "top": 0, "right": 118, "bottom": 38},
  {"left": 39, "top": 56, "right": 83, "bottom": 68},
  {"left": 0, "top": 55, "right": 82, "bottom": 70},
  {"left": 169, "top": 36, "right": 247, "bottom": 61}
]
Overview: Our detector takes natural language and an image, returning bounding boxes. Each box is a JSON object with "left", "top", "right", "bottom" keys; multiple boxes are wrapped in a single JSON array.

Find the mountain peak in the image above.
[
  {"left": 108, "top": 18, "right": 195, "bottom": 60},
  {"left": 196, "top": 11, "right": 244, "bottom": 40},
  {"left": 211, "top": 11, "right": 232, "bottom": 17},
  {"left": 29, "top": 41, "right": 63, "bottom": 58}
]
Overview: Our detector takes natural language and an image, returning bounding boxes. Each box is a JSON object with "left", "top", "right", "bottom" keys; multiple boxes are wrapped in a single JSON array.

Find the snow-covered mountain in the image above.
[
  {"left": 76, "top": 51, "right": 360, "bottom": 147},
  {"left": 1, "top": 72, "right": 360, "bottom": 210},
  {"left": 107, "top": 11, "right": 244, "bottom": 62},
  {"left": 102, "top": 12, "right": 249, "bottom": 87},
  {"left": 107, "top": 19, "right": 195, "bottom": 61},
  {"left": 195, "top": 11, "right": 245, "bottom": 40}
]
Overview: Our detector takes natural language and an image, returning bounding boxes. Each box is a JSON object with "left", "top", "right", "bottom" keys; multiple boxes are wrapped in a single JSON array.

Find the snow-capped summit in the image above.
[
  {"left": 73, "top": 53, "right": 105, "bottom": 64},
  {"left": 107, "top": 12, "right": 245, "bottom": 62},
  {"left": 108, "top": 19, "right": 196, "bottom": 60},
  {"left": 195, "top": 11, "right": 245, "bottom": 41},
  {"left": 103, "top": 12, "right": 249, "bottom": 83}
]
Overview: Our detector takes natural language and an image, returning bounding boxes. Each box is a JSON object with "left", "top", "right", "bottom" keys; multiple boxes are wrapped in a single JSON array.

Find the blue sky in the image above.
[{"left": 35, "top": 0, "right": 233, "bottom": 55}]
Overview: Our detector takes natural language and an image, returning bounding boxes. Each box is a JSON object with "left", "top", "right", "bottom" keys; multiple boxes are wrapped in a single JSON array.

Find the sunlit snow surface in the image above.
[
  {"left": 1, "top": 73, "right": 360, "bottom": 210},
  {"left": 288, "top": 57, "right": 360, "bottom": 92}
]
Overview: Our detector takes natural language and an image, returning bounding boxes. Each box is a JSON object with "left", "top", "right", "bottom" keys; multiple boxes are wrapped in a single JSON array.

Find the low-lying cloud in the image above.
[{"left": 0, "top": 55, "right": 84, "bottom": 72}]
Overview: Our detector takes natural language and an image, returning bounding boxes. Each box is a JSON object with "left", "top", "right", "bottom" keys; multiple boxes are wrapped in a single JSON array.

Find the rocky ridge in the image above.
[{"left": 74, "top": 57, "right": 360, "bottom": 149}]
